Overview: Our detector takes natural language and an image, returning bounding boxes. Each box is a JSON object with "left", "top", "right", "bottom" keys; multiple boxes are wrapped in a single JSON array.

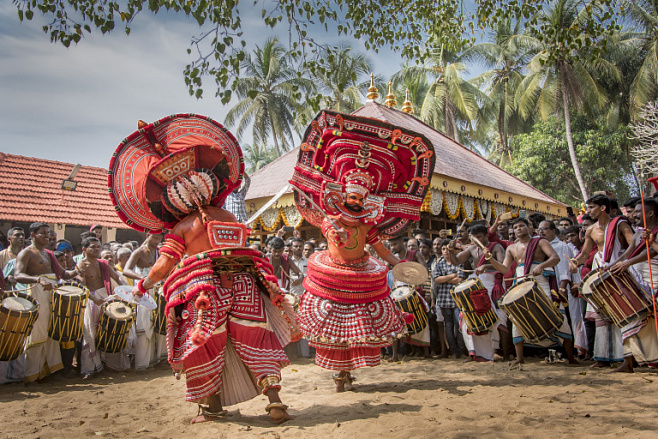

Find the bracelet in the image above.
[{"left": 137, "top": 278, "right": 148, "bottom": 294}]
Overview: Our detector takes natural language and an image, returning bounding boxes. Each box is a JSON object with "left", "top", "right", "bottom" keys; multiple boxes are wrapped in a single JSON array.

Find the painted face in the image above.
[{"left": 344, "top": 192, "right": 365, "bottom": 213}]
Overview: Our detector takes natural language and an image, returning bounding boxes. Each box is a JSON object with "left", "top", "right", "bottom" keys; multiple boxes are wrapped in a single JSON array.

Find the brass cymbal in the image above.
[{"left": 392, "top": 261, "right": 428, "bottom": 286}]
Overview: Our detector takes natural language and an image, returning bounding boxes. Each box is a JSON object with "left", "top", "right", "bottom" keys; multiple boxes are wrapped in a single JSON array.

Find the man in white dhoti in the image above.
[
  {"left": 77, "top": 237, "right": 126, "bottom": 377},
  {"left": 487, "top": 218, "right": 576, "bottom": 366},
  {"left": 448, "top": 225, "right": 507, "bottom": 362},
  {"left": 610, "top": 198, "right": 658, "bottom": 372},
  {"left": 538, "top": 221, "right": 588, "bottom": 357},
  {"left": 571, "top": 195, "right": 636, "bottom": 368},
  {"left": 14, "top": 222, "right": 79, "bottom": 383}
]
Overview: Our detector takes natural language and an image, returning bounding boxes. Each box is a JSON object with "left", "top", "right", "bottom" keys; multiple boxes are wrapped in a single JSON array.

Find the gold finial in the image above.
[
  {"left": 366, "top": 73, "right": 379, "bottom": 101},
  {"left": 401, "top": 89, "right": 414, "bottom": 114},
  {"left": 384, "top": 82, "right": 397, "bottom": 108}
]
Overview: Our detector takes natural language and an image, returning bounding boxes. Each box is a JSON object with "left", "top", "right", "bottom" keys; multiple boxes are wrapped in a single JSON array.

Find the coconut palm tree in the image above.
[
  {"left": 461, "top": 18, "right": 537, "bottom": 166},
  {"left": 225, "top": 37, "right": 313, "bottom": 157},
  {"left": 243, "top": 142, "right": 277, "bottom": 174},
  {"left": 314, "top": 44, "right": 372, "bottom": 113},
  {"left": 516, "top": 0, "right": 621, "bottom": 201},
  {"left": 622, "top": 0, "right": 658, "bottom": 116},
  {"left": 393, "top": 45, "right": 487, "bottom": 142}
]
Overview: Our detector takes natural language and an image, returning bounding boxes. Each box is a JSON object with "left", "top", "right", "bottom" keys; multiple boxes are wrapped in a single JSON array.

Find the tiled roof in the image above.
[
  {"left": 353, "top": 102, "right": 560, "bottom": 204},
  {"left": 247, "top": 103, "right": 561, "bottom": 207},
  {"left": 0, "top": 152, "right": 126, "bottom": 228}
]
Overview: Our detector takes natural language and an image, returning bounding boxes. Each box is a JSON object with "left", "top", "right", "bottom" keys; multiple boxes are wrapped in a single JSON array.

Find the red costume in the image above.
[
  {"left": 291, "top": 110, "right": 435, "bottom": 371},
  {"left": 108, "top": 114, "right": 297, "bottom": 412}
]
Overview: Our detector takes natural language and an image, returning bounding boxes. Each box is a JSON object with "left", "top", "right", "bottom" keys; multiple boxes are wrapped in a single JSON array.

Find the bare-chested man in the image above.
[
  {"left": 485, "top": 218, "right": 576, "bottom": 366},
  {"left": 608, "top": 199, "right": 658, "bottom": 372},
  {"left": 570, "top": 194, "right": 636, "bottom": 368},
  {"left": 388, "top": 235, "right": 429, "bottom": 358},
  {"left": 123, "top": 233, "right": 163, "bottom": 370},
  {"left": 14, "top": 222, "right": 78, "bottom": 383},
  {"left": 77, "top": 237, "right": 125, "bottom": 377},
  {"left": 448, "top": 224, "right": 509, "bottom": 361}
]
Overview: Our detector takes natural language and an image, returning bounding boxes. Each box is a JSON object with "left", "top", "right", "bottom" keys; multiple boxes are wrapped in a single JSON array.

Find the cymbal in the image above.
[{"left": 392, "top": 261, "right": 428, "bottom": 286}]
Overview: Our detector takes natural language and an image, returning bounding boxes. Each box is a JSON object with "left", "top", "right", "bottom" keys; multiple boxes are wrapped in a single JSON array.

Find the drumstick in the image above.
[{"left": 471, "top": 236, "right": 486, "bottom": 250}]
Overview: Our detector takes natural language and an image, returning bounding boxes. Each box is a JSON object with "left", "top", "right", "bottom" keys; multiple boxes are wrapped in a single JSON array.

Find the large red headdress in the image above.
[
  {"left": 108, "top": 114, "right": 244, "bottom": 233},
  {"left": 291, "top": 110, "right": 435, "bottom": 237}
]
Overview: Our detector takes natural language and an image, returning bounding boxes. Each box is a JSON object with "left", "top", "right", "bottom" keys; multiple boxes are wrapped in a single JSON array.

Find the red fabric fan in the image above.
[{"left": 108, "top": 114, "right": 244, "bottom": 233}]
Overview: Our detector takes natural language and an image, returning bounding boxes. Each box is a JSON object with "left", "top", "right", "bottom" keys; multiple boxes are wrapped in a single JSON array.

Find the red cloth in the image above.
[
  {"left": 470, "top": 289, "right": 492, "bottom": 315},
  {"left": 98, "top": 258, "right": 113, "bottom": 296},
  {"left": 603, "top": 217, "right": 627, "bottom": 263},
  {"left": 45, "top": 249, "right": 63, "bottom": 280},
  {"left": 476, "top": 241, "right": 507, "bottom": 302}
]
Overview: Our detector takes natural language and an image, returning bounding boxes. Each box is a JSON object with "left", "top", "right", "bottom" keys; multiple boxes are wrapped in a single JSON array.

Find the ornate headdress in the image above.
[
  {"left": 108, "top": 114, "right": 244, "bottom": 233},
  {"left": 291, "top": 110, "right": 435, "bottom": 236}
]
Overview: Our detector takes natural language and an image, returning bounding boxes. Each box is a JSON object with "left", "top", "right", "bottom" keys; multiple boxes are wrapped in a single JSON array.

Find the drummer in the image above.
[
  {"left": 610, "top": 198, "right": 658, "bottom": 372},
  {"left": 14, "top": 222, "right": 80, "bottom": 383},
  {"left": 77, "top": 237, "right": 126, "bottom": 378},
  {"left": 447, "top": 224, "right": 509, "bottom": 362},
  {"left": 484, "top": 218, "right": 577, "bottom": 366},
  {"left": 388, "top": 236, "right": 430, "bottom": 359},
  {"left": 570, "top": 194, "right": 636, "bottom": 368}
]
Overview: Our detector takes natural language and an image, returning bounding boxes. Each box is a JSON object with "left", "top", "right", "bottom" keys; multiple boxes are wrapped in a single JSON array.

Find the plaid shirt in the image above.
[
  {"left": 432, "top": 256, "right": 462, "bottom": 308},
  {"left": 222, "top": 174, "right": 251, "bottom": 223}
]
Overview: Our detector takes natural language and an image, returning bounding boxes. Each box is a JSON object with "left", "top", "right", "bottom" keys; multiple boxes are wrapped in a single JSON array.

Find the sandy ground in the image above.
[{"left": 2, "top": 356, "right": 657, "bottom": 439}]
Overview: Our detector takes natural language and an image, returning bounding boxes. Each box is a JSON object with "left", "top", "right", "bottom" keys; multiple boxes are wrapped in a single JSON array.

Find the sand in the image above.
[{"left": 1, "top": 357, "right": 657, "bottom": 439}]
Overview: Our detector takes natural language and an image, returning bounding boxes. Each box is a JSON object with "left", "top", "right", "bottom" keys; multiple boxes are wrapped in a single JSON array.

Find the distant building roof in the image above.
[{"left": 0, "top": 152, "right": 126, "bottom": 228}]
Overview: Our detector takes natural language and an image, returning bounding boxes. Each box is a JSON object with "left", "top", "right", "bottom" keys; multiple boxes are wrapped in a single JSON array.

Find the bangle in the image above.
[{"left": 137, "top": 278, "right": 148, "bottom": 294}]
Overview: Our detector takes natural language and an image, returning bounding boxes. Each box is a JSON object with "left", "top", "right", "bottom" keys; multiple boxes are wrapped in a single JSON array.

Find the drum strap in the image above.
[
  {"left": 98, "top": 259, "right": 113, "bottom": 297},
  {"left": 45, "top": 249, "right": 63, "bottom": 280}
]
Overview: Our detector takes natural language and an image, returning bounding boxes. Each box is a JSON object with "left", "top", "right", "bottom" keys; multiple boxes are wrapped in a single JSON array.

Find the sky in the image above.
[{"left": 0, "top": 3, "right": 405, "bottom": 169}]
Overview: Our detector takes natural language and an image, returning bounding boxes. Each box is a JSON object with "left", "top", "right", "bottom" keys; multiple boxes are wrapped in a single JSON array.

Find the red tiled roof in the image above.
[{"left": 0, "top": 152, "right": 126, "bottom": 228}]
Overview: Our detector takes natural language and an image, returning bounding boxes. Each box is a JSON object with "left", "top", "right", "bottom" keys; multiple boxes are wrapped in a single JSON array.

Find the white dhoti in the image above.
[
  {"left": 590, "top": 254, "right": 623, "bottom": 362},
  {"left": 134, "top": 301, "right": 153, "bottom": 371},
  {"left": 620, "top": 260, "right": 658, "bottom": 365},
  {"left": 459, "top": 273, "right": 501, "bottom": 362},
  {"left": 568, "top": 294, "right": 588, "bottom": 354},
  {"left": 511, "top": 264, "right": 572, "bottom": 347},
  {"left": 80, "top": 287, "right": 106, "bottom": 376},
  {"left": 24, "top": 276, "right": 63, "bottom": 382}
]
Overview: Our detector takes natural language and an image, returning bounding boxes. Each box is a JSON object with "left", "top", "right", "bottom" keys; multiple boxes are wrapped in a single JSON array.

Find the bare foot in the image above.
[
  {"left": 613, "top": 363, "right": 634, "bottom": 373},
  {"left": 567, "top": 358, "right": 580, "bottom": 365},
  {"left": 266, "top": 403, "right": 292, "bottom": 424},
  {"left": 590, "top": 361, "right": 609, "bottom": 369}
]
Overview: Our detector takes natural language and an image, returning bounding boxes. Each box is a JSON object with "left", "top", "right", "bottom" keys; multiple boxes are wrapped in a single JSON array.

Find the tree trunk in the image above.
[
  {"left": 272, "top": 128, "right": 282, "bottom": 157},
  {"left": 561, "top": 79, "right": 588, "bottom": 201}
]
